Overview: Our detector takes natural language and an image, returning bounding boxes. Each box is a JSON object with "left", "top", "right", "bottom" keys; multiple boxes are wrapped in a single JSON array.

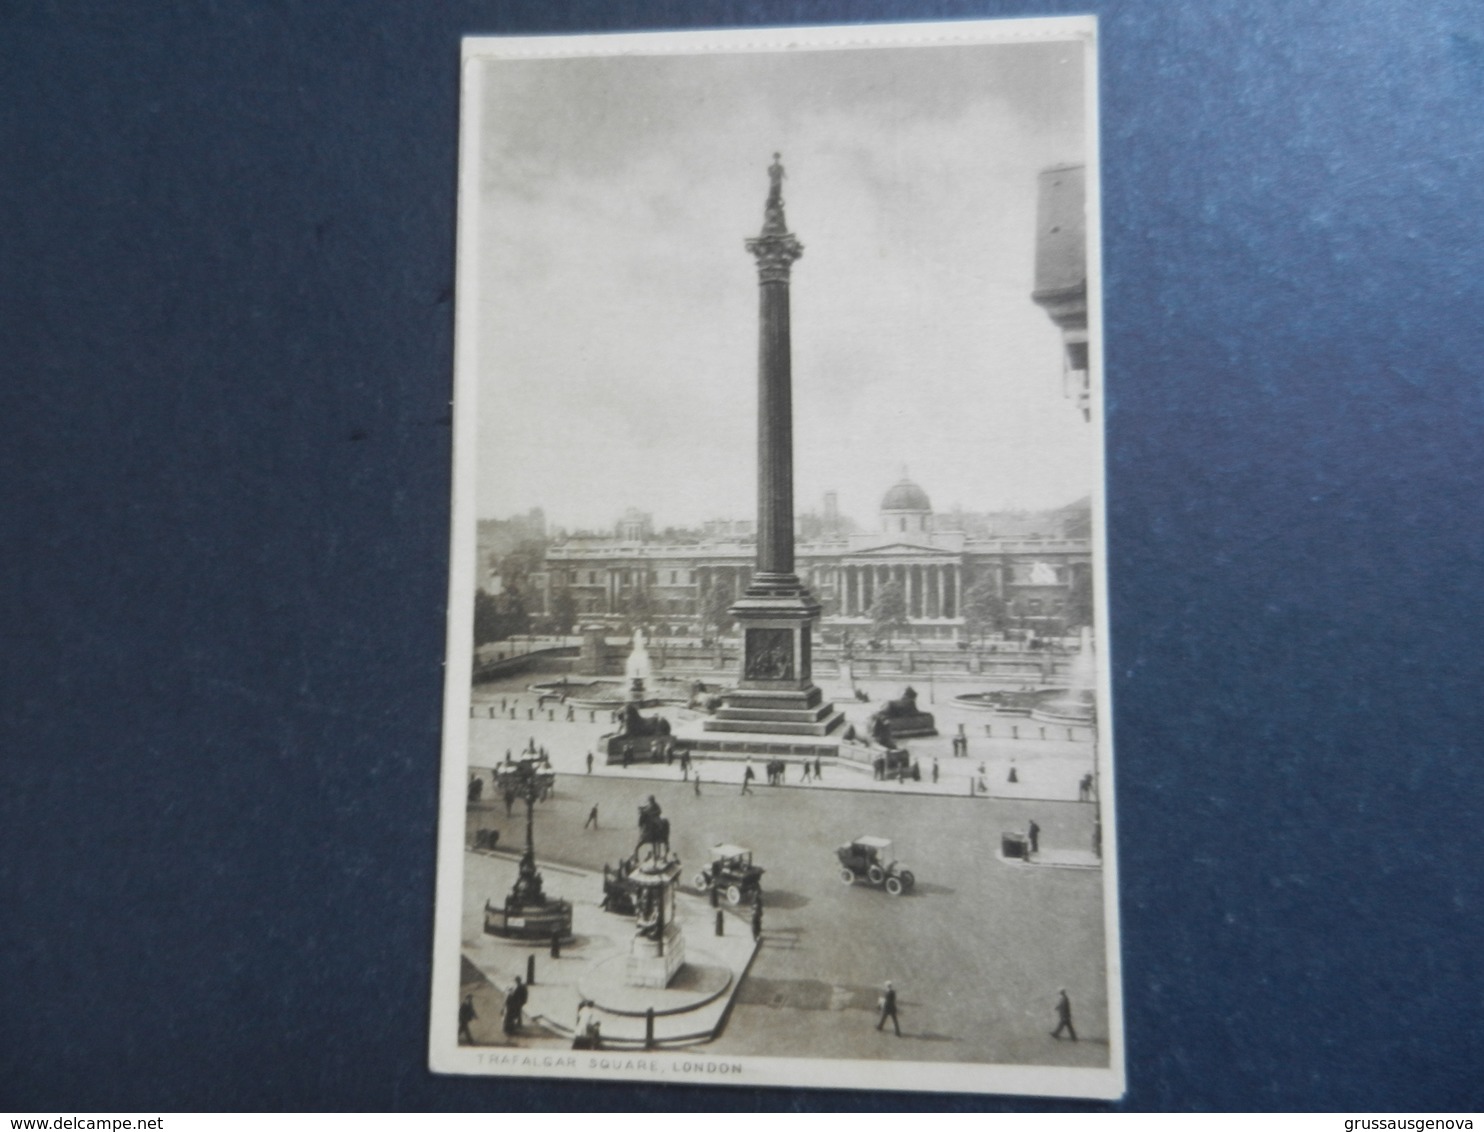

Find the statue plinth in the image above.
[
  {"left": 626, "top": 922, "right": 686, "bottom": 988},
  {"left": 625, "top": 857, "right": 686, "bottom": 989}
]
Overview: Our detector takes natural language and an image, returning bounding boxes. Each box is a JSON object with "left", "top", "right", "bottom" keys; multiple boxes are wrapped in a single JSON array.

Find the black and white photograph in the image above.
[{"left": 430, "top": 18, "right": 1121, "bottom": 1098}]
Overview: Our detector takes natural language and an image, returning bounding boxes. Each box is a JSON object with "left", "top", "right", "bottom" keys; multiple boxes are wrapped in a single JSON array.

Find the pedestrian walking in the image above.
[
  {"left": 801, "top": 760, "right": 812, "bottom": 782},
  {"left": 573, "top": 1000, "right": 600, "bottom": 1050},
  {"left": 932, "top": 758, "right": 939, "bottom": 784},
  {"left": 458, "top": 994, "right": 477, "bottom": 1044},
  {"left": 876, "top": 980, "right": 901, "bottom": 1036},
  {"left": 694, "top": 774, "right": 702, "bottom": 797},
  {"left": 1028, "top": 819, "right": 1040, "bottom": 855},
  {"left": 584, "top": 804, "right": 599, "bottom": 830},
  {"left": 1051, "top": 989, "right": 1077, "bottom": 1040},
  {"left": 590, "top": 710, "right": 596, "bottom": 723},
  {"left": 751, "top": 896, "right": 764, "bottom": 942},
  {"left": 586, "top": 752, "right": 594, "bottom": 775},
  {"left": 566, "top": 705, "right": 575, "bottom": 722},
  {"left": 742, "top": 764, "right": 755, "bottom": 795},
  {"left": 814, "top": 755, "right": 822, "bottom": 780},
  {"left": 503, "top": 976, "right": 527, "bottom": 1035}
]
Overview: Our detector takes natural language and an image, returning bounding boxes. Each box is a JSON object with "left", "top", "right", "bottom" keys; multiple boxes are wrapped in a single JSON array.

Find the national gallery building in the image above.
[{"left": 527, "top": 479, "right": 1092, "bottom": 642}]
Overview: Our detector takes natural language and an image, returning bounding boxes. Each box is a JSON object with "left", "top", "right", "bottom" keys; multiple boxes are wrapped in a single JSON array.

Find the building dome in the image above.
[
  {"left": 881, "top": 479, "right": 932, "bottom": 513},
  {"left": 879, "top": 478, "right": 933, "bottom": 536}
]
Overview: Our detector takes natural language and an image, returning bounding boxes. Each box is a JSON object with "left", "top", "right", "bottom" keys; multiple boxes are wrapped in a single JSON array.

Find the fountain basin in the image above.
[
  {"left": 952, "top": 688, "right": 1052, "bottom": 715},
  {"left": 952, "top": 686, "right": 1095, "bottom": 725},
  {"left": 529, "top": 678, "right": 691, "bottom": 710},
  {"left": 1030, "top": 688, "right": 1096, "bottom": 725}
]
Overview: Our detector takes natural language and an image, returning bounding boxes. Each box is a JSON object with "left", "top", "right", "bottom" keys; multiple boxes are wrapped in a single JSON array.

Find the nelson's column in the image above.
[{"left": 703, "top": 156, "right": 845, "bottom": 744}]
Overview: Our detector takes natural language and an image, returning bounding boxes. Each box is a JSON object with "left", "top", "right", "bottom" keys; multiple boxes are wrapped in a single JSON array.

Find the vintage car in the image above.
[
  {"left": 693, "top": 844, "right": 765, "bottom": 905},
  {"left": 837, "top": 835, "right": 916, "bottom": 895}
]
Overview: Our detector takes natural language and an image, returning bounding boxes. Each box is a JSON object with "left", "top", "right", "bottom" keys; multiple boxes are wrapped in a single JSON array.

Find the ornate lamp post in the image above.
[{"left": 483, "top": 753, "right": 572, "bottom": 940}]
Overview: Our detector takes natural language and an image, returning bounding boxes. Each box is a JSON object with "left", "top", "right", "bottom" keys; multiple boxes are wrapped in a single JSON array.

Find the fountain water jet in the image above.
[
  {"left": 625, "top": 629, "right": 653, "bottom": 703},
  {"left": 1029, "top": 627, "right": 1097, "bottom": 725}
]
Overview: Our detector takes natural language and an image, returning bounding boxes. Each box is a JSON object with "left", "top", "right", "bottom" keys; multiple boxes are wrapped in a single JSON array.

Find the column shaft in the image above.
[{"left": 755, "top": 280, "right": 795, "bottom": 582}]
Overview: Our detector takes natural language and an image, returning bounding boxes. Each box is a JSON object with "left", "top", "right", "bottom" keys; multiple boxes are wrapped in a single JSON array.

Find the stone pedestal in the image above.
[
  {"left": 626, "top": 921, "right": 687, "bottom": 989},
  {"left": 624, "top": 856, "right": 686, "bottom": 990},
  {"left": 705, "top": 596, "right": 843, "bottom": 737}
]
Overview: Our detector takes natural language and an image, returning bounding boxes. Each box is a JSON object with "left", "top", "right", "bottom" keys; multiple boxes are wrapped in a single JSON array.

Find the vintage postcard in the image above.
[{"left": 430, "top": 17, "right": 1121, "bottom": 1098}]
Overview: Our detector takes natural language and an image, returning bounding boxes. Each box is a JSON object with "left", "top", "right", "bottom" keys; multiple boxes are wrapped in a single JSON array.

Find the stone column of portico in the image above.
[{"left": 704, "top": 156, "right": 842, "bottom": 741}]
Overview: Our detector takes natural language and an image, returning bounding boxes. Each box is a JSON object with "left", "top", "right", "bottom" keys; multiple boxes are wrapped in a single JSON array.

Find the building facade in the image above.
[
  {"left": 1031, "top": 163, "right": 1089, "bottom": 421},
  {"left": 529, "top": 478, "right": 1091, "bottom": 641}
]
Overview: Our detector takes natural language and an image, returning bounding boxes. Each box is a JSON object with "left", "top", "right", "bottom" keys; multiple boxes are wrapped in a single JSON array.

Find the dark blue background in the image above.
[{"left": 3, "top": 0, "right": 1481, "bottom": 1112}]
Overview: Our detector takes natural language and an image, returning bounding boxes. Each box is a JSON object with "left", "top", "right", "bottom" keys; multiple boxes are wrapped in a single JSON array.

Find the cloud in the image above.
[{"left": 466, "top": 37, "right": 1093, "bottom": 529}]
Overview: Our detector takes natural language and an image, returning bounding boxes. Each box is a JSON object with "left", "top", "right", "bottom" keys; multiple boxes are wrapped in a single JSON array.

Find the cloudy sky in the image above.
[{"left": 463, "top": 28, "right": 1094, "bottom": 531}]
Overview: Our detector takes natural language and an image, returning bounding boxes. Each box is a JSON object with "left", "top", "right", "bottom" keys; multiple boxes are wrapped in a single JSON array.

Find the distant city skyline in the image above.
[
  {"left": 481, "top": 483, "right": 1091, "bottom": 538},
  {"left": 466, "top": 37, "right": 1094, "bottom": 531}
]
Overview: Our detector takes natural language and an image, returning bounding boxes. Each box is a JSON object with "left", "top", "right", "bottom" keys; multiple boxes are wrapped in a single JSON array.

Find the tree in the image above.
[
  {"left": 620, "top": 585, "right": 656, "bottom": 633},
  {"left": 700, "top": 577, "right": 737, "bottom": 638},
  {"left": 550, "top": 589, "right": 578, "bottom": 635},
  {"left": 474, "top": 589, "right": 501, "bottom": 646},
  {"left": 869, "top": 579, "right": 908, "bottom": 645},
  {"left": 473, "top": 587, "right": 531, "bottom": 645},
  {"left": 962, "top": 576, "right": 1007, "bottom": 646},
  {"left": 1063, "top": 568, "right": 1093, "bottom": 633}
]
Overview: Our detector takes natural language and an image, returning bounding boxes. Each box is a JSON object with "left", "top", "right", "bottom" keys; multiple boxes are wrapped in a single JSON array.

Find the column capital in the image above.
[{"left": 745, "top": 232, "right": 804, "bottom": 283}]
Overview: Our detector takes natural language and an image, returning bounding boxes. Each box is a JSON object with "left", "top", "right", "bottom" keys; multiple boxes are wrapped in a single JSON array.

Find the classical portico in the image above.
[{"left": 836, "top": 557, "right": 964, "bottom": 620}]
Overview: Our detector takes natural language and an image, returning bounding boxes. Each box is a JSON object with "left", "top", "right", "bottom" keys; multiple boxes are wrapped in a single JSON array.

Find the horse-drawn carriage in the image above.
[{"left": 693, "top": 844, "right": 764, "bottom": 905}]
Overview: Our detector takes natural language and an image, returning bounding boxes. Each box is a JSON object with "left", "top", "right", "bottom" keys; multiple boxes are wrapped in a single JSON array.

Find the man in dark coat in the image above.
[
  {"left": 504, "top": 976, "right": 528, "bottom": 1035},
  {"left": 751, "top": 896, "right": 764, "bottom": 942},
  {"left": 876, "top": 980, "right": 901, "bottom": 1036},
  {"left": 458, "top": 994, "right": 477, "bottom": 1044},
  {"left": 1052, "top": 988, "right": 1077, "bottom": 1041},
  {"left": 1028, "top": 820, "right": 1041, "bottom": 855}
]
